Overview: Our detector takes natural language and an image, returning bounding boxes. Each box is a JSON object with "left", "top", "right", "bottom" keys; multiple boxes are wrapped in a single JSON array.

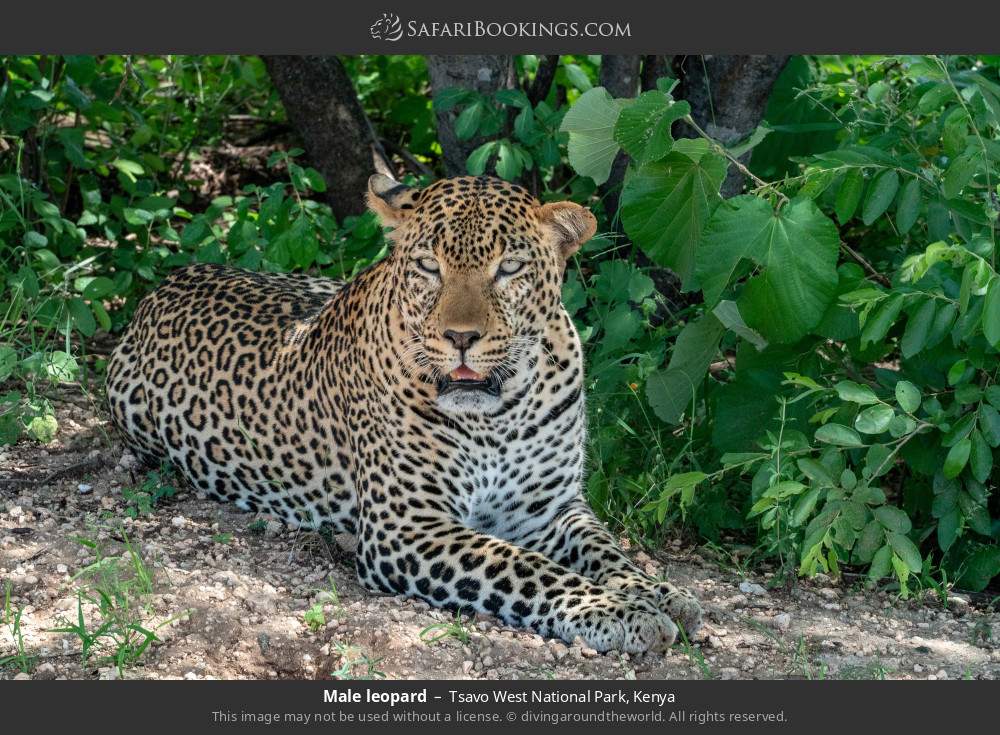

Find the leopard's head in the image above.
[{"left": 368, "top": 174, "right": 596, "bottom": 414}]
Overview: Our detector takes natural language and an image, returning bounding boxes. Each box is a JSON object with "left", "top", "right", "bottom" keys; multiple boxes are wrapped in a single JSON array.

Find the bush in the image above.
[{"left": 558, "top": 55, "right": 1000, "bottom": 593}]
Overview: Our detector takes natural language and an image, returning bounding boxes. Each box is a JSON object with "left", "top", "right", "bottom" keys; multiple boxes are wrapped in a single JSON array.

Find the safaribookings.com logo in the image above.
[{"left": 369, "top": 13, "right": 631, "bottom": 41}]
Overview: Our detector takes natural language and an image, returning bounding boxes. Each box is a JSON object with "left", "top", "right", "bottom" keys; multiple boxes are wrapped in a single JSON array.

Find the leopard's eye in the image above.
[
  {"left": 415, "top": 257, "right": 440, "bottom": 274},
  {"left": 497, "top": 259, "right": 525, "bottom": 277}
]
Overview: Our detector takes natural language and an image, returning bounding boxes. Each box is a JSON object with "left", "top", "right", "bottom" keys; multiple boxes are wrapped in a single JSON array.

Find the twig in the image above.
[
  {"left": 683, "top": 115, "right": 782, "bottom": 201},
  {"left": 0, "top": 454, "right": 106, "bottom": 490},
  {"left": 841, "top": 242, "right": 891, "bottom": 287},
  {"left": 380, "top": 138, "right": 434, "bottom": 178}
]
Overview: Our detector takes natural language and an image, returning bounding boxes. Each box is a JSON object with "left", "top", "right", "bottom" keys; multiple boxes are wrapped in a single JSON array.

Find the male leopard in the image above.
[{"left": 107, "top": 175, "right": 702, "bottom": 653}]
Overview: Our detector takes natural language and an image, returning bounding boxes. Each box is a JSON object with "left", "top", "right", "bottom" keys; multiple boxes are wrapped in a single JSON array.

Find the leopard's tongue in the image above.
[{"left": 449, "top": 364, "right": 485, "bottom": 381}]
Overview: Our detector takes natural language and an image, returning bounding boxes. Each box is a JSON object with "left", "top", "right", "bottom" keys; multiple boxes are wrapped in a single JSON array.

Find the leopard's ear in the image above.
[
  {"left": 536, "top": 201, "right": 597, "bottom": 260},
  {"left": 367, "top": 174, "right": 419, "bottom": 228}
]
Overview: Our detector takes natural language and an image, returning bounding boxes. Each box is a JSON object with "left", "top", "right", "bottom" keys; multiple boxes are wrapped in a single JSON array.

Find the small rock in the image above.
[
  {"left": 739, "top": 581, "right": 767, "bottom": 597},
  {"left": 817, "top": 588, "right": 838, "bottom": 600},
  {"left": 947, "top": 595, "right": 970, "bottom": 611},
  {"left": 913, "top": 664, "right": 923, "bottom": 673},
  {"left": 13, "top": 672, "right": 31, "bottom": 681},
  {"left": 771, "top": 613, "right": 792, "bottom": 631},
  {"left": 936, "top": 669, "right": 947, "bottom": 680},
  {"left": 171, "top": 516, "right": 185, "bottom": 528},
  {"left": 462, "top": 660, "right": 474, "bottom": 675},
  {"left": 77, "top": 483, "right": 93, "bottom": 494},
  {"left": 56, "top": 564, "right": 68, "bottom": 575}
]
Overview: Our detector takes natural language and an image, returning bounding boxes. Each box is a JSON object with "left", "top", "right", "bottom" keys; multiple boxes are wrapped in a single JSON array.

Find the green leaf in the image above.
[
  {"left": 983, "top": 278, "right": 1000, "bottom": 347},
  {"left": 111, "top": 158, "right": 145, "bottom": 181},
  {"left": 454, "top": 101, "right": 484, "bottom": 141},
  {"left": 835, "top": 380, "right": 879, "bottom": 404},
  {"left": 466, "top": 141, "right": 497, "bottom": 176},
  {"left": 979, "top": 405, "right": 1000, "bottom": 447},
  {"left": 495, "top": 141, "right": 520, "bottom": 181},
  {"left": 937, "top": 508, "right": 961, "bottom": 552},
  {"left": 559, "top": 87, "right": 623, "bottom": 186},
  {"left": 943, "top": 438, "right": 972, "bottom": 479},
  {"left": 861, "top": 169, "right": 899, "bottom": 225},
  {"left": 27, "top": 414, "right": 58, "bottom": 443},
  {"left": 887, "top": 532, "right": 922, "bottom": 573},
  {"left": 860, "top": 294, "right": 904, "bottom": 349},
  {"left": 696, "top": 196, "right": 840, "bottom": 343},
  {"left": 901, "top": 298, "right": 935, "bottom": 358},
  {"left": 868, "top": 543, "right": 892, "bottom": 583},
  {"left": 834, "top": 168, "right": 864, "bottom": 224},
  {"left": 0, "top": 346, "right": 17, "bottom": 382},
  {"left": 894, "top": 380, "right": 921, "bottom": 413},
  {"left": 874, "top": 505, "right": 912, "bottom": 534},
  {"left": 969, "top": 430, "right": 993, "bottom": 483},
  {"left": 67, "top": 298, "right": 96, "bottom": 338},
  {"left": 956, "top": 547, "right": 1000, "bottom": 592},
  {"left": 815, "top": 423, "right": 864, "bottom": 447},
  {"left": 855, "top": 404, "right": 894, "bottom": 435},
  {"left": 798, "top": 458, "right": 837, "bottom": 485},
  {"left": 895, "top": 177, "right": 921, "bottom": 234},
  {"left": 646, "top": 314, "right": 725, "bottom": 425},
  {"left": 621, "top": 151, "right": 726, "bottom": 286},
  {"left": 942, "top": 151, "right": 980, "bottom": 199},
  {"left": 855, "top": 520, "right": 885, "bottom": 564},
  {"left": 613, "top": 91, "right": 689, "bottom": 165},
  {"left": 864, "top": 444, "right": 893, "bottom": 478},
  {"left": 80, "top": 276, "right": 115, "bottom": 300},
  {"left": 790, "top": 487, "right": 822, "bottom": 526},
  {"left": 711, "top": 300, "right": 768, "bottom": 350}
]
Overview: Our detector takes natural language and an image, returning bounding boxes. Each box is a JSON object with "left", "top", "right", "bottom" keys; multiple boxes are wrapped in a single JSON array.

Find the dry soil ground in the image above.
[{"left": 2, "top": 398, "right": 999, "bottom": 681}]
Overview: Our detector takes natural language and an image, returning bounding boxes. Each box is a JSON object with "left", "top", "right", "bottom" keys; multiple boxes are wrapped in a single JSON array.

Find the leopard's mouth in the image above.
[{"left": 436, "top": 364, "right": 501, "bottom": 397}]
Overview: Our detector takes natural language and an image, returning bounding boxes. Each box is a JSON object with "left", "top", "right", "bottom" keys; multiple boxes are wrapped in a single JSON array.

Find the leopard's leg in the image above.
[
  {"left": 354, "top": 510, "right": 677, "bottom": 653},
  {"left": 511, "top": 500, "right": 703, "bottom": 637}
]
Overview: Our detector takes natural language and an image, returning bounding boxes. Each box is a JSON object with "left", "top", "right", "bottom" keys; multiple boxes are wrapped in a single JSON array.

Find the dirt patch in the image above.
[{"left": 2, "top": 398, "right": 998, "bottom": 680}]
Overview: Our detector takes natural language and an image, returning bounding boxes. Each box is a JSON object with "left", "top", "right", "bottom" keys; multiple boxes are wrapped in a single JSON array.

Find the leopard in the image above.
[{"left": 106, "top": 174, "right": 703, "bottom": 654}]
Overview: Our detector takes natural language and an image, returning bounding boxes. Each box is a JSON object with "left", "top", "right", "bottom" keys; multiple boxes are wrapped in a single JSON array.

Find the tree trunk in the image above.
[
  {"left": 263, "top": 55, "right": 387, "bottom": 221},
  {"left": 425, "top": 55, "right": 516, "bottom": 176},
  {"left": 675, "top": 55, "right": 789, "bottom": 196},
  {"left": 598, "top": 56, "right": 642, "bottom": 230}
]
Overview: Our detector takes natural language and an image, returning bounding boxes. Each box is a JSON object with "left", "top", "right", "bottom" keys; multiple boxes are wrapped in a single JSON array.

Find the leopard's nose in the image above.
[{"left": 442, "top": 329, "right": 481, "bottom": 351}]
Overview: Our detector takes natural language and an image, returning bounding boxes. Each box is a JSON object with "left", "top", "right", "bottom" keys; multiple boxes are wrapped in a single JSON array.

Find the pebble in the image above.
[
  {"left": 171, "top": 516, "right": 185, "bottom": 528},
  {"left": 462, "top": 660, "right": 474, "bottom": 675},
  {"left": 56, "top": 564, "right": 68, "bottom": 574},
  {"left": 772, "top": 613, "right": 792, "bottom": 631},
  {"left": 739, "top": 581, "right": 767, "bottom": 597},
  {"left": 77, "top": 483, "right": 93, "bottom": 494},
  {"left": 14, "top": 672, "right": 31, "bottom": 681}
]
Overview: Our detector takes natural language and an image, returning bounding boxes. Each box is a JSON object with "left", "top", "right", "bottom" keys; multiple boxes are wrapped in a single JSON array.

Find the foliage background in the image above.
[{"left": 1, "top": 54, "right": 999, "bottom": 597}]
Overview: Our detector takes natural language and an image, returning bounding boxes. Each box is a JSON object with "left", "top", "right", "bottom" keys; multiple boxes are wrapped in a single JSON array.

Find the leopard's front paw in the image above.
[
  {"left": 559, "top": 594, "right": 678, "bottom": 654},
  {"left": 648, "top": 581, "right": 702, "bottom": 638},
  {"left": 608, "top": 577, "right": 703, "bottom": 638}
]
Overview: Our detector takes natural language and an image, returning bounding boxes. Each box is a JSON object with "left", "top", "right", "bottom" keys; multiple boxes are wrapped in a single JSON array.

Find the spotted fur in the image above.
[{"left": 107, "top": 175, "right": 702, "bottom": 653}]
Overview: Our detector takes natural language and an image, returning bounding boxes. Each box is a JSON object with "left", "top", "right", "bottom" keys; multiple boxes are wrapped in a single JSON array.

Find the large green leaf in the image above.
[
  {"left": 559, "top": 87, "right": 623, "bottom": 185},
  {"left": 613, "top": 91, "right": 689, "bottom": 166},
  {"left": 620, "top": 150, "right": 726, "bottom": 286},
  {"left": 862, "top": 169, "right": 899, "bottom": 225},
  {"left": 646, "top": 314, "right": 725, "bottom": 425},
  {"left": 696, "top": 196, "right": 840, "bottom": 343}
]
